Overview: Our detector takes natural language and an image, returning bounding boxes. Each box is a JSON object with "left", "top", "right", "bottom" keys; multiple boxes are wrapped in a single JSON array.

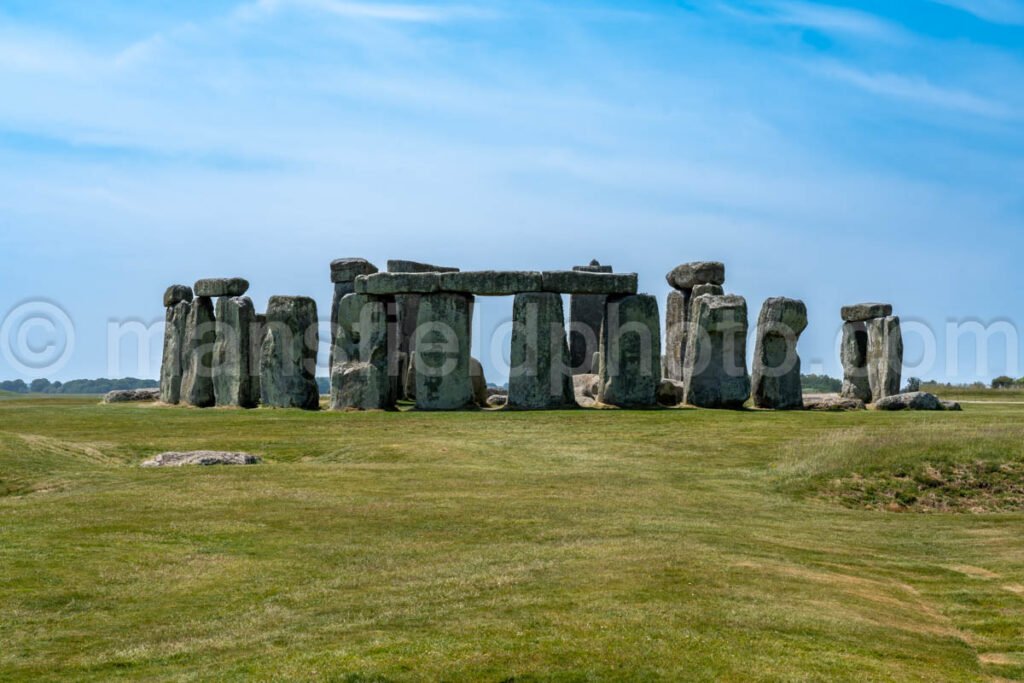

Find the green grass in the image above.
[
  {"left": 1, "top": 398, "right": 1023, "bottom": 681},
  {"left": 924, "top": 383, "right": 1024, "bottom": 402}
]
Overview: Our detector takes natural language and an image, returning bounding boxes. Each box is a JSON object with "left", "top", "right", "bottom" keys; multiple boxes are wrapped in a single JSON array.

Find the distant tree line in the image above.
[
  {"left": 990, "top": 376, "right": 1024, "bottom": 390},
  {"left": 0, "top": 378, "right": 158, "bottom": 395},
  {"left": 800, "top": 374, "right": 842, "bottom": 393}
]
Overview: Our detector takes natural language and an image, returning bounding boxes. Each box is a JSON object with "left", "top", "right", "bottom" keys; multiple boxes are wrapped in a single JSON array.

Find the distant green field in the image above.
[
  {"left": 924, "top": 383, "right": 1024, "bottom": 402},
  {"left": 1, "top": 397, "right": 1022, "bottom": 681}
]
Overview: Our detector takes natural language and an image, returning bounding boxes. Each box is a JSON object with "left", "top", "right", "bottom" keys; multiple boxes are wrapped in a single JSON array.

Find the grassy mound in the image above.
[{"left": 773, "top": 413, "right": 1024, "bottom": 513}]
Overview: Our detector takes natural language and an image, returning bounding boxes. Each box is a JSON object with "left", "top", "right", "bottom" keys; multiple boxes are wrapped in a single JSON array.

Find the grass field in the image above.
[{"left": 1, "top": 396, "right": 1023, "bottom": 681}]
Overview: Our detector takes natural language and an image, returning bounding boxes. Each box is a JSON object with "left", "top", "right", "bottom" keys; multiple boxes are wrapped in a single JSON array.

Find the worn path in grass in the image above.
[{"left": 1, "top": 397, "right": 1022, "bottom": 681}]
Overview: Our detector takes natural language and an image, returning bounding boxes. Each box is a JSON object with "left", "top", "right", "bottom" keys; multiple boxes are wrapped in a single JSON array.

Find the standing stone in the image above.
[
  {"left": 388, "top": 260, "right": 460, "bottom": 399},
  {"left": 260, "top": 296, "right": 319, "bottom": 410},
  {"left": 598, "top": 294, "right": 661, "bottom": 408},
  {"left": 569, "top": 260, "right": 612, "bottom": 374},
  {"left": 414, "top": 292, "right": 474, "bottom": 410},
  {"left": 329, "top": 259, "right": 378, "bottom": 372},
  {"left": 180, "top": 296, "right": 217, "bottom": 407},
  {"left": 470, "top": 357, "right": 489, "bottom": 407},
  {"left": 664, "top": 290, "right": 689, "bottom": 381},
  {"left": 508, "top": 292, "right": 576, "bottom": 409},
  {"left": 751, "top": 297, "right": 808, "bottom": 410},
  {"left": 213, "top": 296, "right": 259, "bottom": 408},
  {"left": 330, "top": 293, "right": 393, "bottom": 410},
  {"left": 682, "top": 294, "right": 750, "bottom": 409},
  {"left": 867, "top": 316, "right": 903, "bottom": 402},
  {"left": 840, "top": 321, "right": 871, "bottom": 402},
  {"left": 160, "top": 297, "right": 192, "bottom": 405}
]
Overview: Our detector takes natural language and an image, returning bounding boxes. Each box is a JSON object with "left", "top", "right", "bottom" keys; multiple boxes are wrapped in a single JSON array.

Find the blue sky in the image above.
[{"left": 1, "top": 0, "right": 1022, "bottom": 384}]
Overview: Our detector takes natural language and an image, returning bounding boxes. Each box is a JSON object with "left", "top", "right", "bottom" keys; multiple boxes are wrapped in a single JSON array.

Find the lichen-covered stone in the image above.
[
  {"left": 508, "top": 292, "right": 575, "bottom": 409},
  {"left": 387, "top": 259, "right": 459, "bottom": 274},
  {"left": 470, "top": 357, "right": 489, "bottom": 406},
  {"left": 104, "top": 388, "right": 160, "bottom": 403},
  {"left": 194, "top": 277, "right": 249, "bottom": 298},
  {"left": 840, "top": 321, "right": 871, "bottom": 402},
  {"left": 357, "top": 272, "right": 442, "bottom": 295},
  {"left": 841, "top": 302, "right": 893, "bottom": 323},
  {"left": 873, "top": 391, "right": 942, "bottom": 411},
  {"left": 682, "top": 294, "right": 749, "bottom": 409},
  {"left": 666, "top": 262, "right": 725, "bottom": 290},
  {"left": 751, "top": 297, "right": 808, "bottom": 410},
  {"left": 664, "top": 290, "right": 689, "bottom": 382},
  {"left": 866, "top": 315, "right": 903, "bottom": 402},
  {"left": 803, "top": 394, "right": 866, "bottom": 411},
  {"left": 180, "top": 297, "right": 217, "bottom": 407},
  {"left": 414, "top": 293, "right": 474, "bottom": 410},
  {"left": 439, "top": 271, "right": 543, "bottom": 295},
  {"left": 213, "top": 296, "right": 259, "bottom": 408},
  {"left": 160, "top": 300, "right": 191, "bottom": 404},
  {"left": 330, "top": 294, "right": 394, "bottom": 410},
  {"left": 657, "top": 378, "right": 685, "bottom": 406},
  {"left": 163, "top": 284, "right": 193, "bottom": 307},
  {"left": 330, "top": 258, "right": 378, "bottom": 284},
  {"left": 598, "top": 294, "right": 661, "bottom": 407},
  {"left": 260, "top": 296, "right": 319, "bottom": 410},
  {"left": 540, "top": 271, "right": 637, "bottom": 295}
]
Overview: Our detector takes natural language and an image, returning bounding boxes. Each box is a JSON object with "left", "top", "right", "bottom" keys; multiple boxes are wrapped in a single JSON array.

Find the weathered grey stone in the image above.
[
  {"left": 414, "top": 293, "right": 474, "bottom": 410},
  {"left": 163, "top": 284, "right": 193, "bottom": 307},
  {"left": 486, "top": 394, "right": 507, "bottom": 408},
  {"left": 330, "top": 293, "right": 393, "bottom": 411},
  {"left": 803, "top": 394, "right": 866, "bottom": 411},
  {"left": 840, "top": 321, "right": 871, "bottom": 402},
  {"left": 508, "top": 292, "right": 575, "bottom": 409},
  {"left": 666, "top": 262, "right": 725, "bottom": 291},
  {"left": 873, "top": 391, "right": 941, "bottom": 411},
  {"left": 194, "top": 277, "right": 249, "bottom": 298},
  {"left": 573, "top": 259, "right": 612, "bottom": 274},
  {"left": 657, "top": 378, "right": 685, "bottom": 406},
  {"left": 691, "top": 283, "right": 724, "bottom": 298},
  {"left": 942, "top": 400, "right": 963, "bottom": 411},
  {"left": 160, "top": 300, "right": 191, "bottom": 404},
  {"left": 841, "top": 302, "right": 893, "bottom": 323},
  {"left": 439, "top": 271, "right": 543, "bottom": 295},
  {"left": 404, "top": 351, "right": 417, "bottom": 401},
  {"left": 328, "top": 281, "right": 356, "bottom": 372},
  {"left": 598, "top": 294, "right": 661, "bottom": 408},
  {"left": 357, "top": 272, "right": 442, "bottom": 295},
  {"left": 591, "top": 351, "right": 602, "bottom": 377},
  {"left": 330, "top": 258, "right": 378, "bottom": 284},
  {"left": 470, "top": 357, "right": 489, "bottom": 406},
  {"left": 664, "top": 290, "right": 689, "bottom": 382},
  {"left": 866, "top": 315, "right": 903, "bottom": 403},
  {"left": 141, "top": 451, "right": 261, "bottom": 467},
  {"left": 541, "top": 271, "right": 637, "bottom": 295},
  {"left": 213, "top": 296, "right": 259, "bottom": 408},
  {"left": 180, "top": 296, "right": 217, "bottom": 407},
  {"left": 260, "top": 296, "right": 319, "bottom": 410},
  {"left": 751, "top": 297, "right": 808, "bottom": 410},
  {"left": 682, "top": 294, "right": 750, "bottom": 409},
  {"left": 104, "top": 388, "right": 160, "bottom": 403},
  {"left": 576, "top": 395, "right": 598, "bottom": 408},
  {"left": 572, "top": 373, "right": 601, "bottom": 400},
  {"left": 387, "top": 259, "right": 459, "bottom": 274}
]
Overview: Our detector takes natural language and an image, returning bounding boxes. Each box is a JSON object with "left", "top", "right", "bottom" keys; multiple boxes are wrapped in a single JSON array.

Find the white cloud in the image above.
[
  {"left": 815, "top": 62, "right": 1015, "bottom": 119},
  {"left": 930, "top": 0, "right": 1024, "bottom": 25},
  {"left": 716, "top": 0, "right": 909, "bottom": 43}
]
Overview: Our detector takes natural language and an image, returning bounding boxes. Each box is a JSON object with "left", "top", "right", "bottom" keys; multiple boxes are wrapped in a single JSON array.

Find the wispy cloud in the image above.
[
  {"left": 815, "top": 62, "right": 1015, "bottom": 119},
  {"left": 234, "top": 0, "right": 494, "bottom": 24},
  {"left": 716, "top": 0, "right": 909, "bottom": 43},
  {"left": 930, "top": 0, "right": 1024, "bottom": 25}
]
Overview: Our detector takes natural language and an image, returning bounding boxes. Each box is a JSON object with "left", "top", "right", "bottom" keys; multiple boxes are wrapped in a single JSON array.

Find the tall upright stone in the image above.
[
  {"left": 598, "top": 294, "right": 661, "bottom": 408},
  {"left": 840, "top": 321, "right": 871, "bottom": 402},
  {"left": 414, "top": 292, "right": 474, "bottom": 410},
  {"left": 388, "top": 260, "right": 460, "bottom": 399},
  {"left": 260, "top": 296, "right": 319, "bottom": 410},
  {"left": 329, "top": 258, "right": 379, "bottom": 372},
  {"left": 569, "top": 260, "right": 612, "bottom": 375},
  {"left": 180, "top": 296, "right": 217, "bottom": 407},
  {"left": 682, "top": 294, "right": 750, "bottom": 409},
  {"left": 751, "top": 297, "right": 808, "bottom": 410},
  {"left": 508, "top": 292, "right": 576, "bottom": 409},
  {"left": 867, "top": 315, "right": 903, "bottom": 402},
  {"left": 330, "top": 293, "right": 394, "bottom": 410},
  {"left": 213, "top": 296, "right": 259, "bottom": 408},
  {"left": 664, "top": 290, "right": 688, "bottom": 381},
  {"left": 159, "top": 285, "right": 193, "bottom": 404}
]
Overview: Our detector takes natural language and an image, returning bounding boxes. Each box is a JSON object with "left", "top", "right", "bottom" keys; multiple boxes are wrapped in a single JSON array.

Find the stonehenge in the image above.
[
  {"left": 155, "top": 259, "right": 911, "bottom": 415},
  {"left": 682, "top": 294, "right": 750, "bottom": 409},
  {"left": 840, "top": 303, "right": 903, "bottom": 404},
  {"left": 261, "top": 296, "right": 319, "bottom": 410},
  {"left": 751, "top": 297, "right": 808, "bottom": 410}
]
